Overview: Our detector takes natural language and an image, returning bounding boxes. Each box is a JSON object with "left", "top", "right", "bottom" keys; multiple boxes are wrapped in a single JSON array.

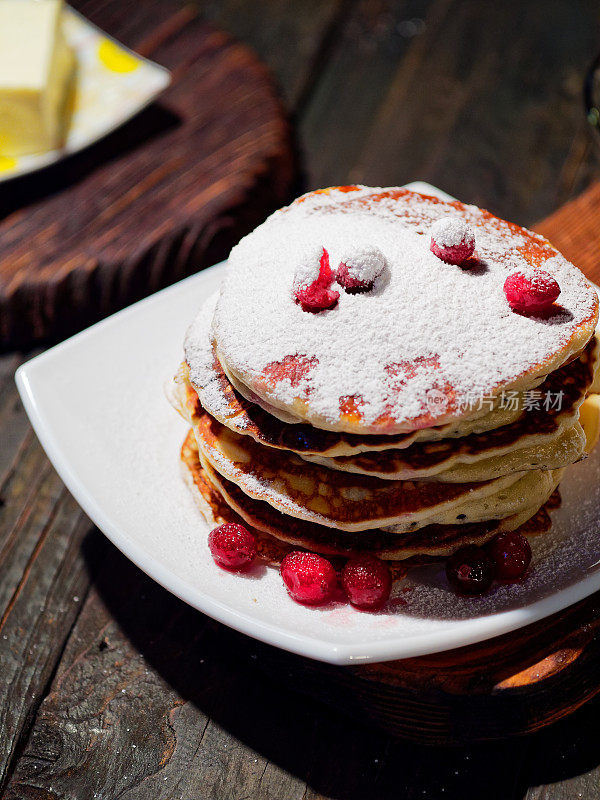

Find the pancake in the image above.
[
  {"left": 173, "top": 333, "right": 594, "bottom": 489},
  {"left": 181, "top": 430, "right": 554, "bottom": 562},
  {"left": 189, "top": 398, "right": 563, "bottom": 532},
  {"left": 299, "top": 337, "right": 596, "bottom": 481},
  {"left": 181, "top": 293, "right": 553, "bottom": 458},
  {"left": 380, "top": 468, "right": 562, "bottom": 533},
  {"left": 208, "top": 186, "right": 598, "bottom": 434},
  {"left": 305, "top": 423, "right": 583, "bottom": 483},
  {"left": 172, "top": 356, "right": 586, "bottom": 488},
  {"left": 219, "top": 354, "right": 306, "bottom": 426}
]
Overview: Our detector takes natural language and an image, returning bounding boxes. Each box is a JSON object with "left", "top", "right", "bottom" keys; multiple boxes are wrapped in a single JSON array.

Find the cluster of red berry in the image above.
[
  {"left": 207, "top": 522, "right": 532, "bottom": 605},
  {"left": 445, "top": 530, "right": 532, "bottom": 595},
  {"left": 429, "top": 219, "right": 561, "bottom": 314},
  {"left": 294, "top": 247, "right": 381, "bottom": 312},
  {"left": 208, "top": 522, "right": 391, "bottom": 608},
  {"left": 299, "top": 227, "right": 562, "bottom": 316}
]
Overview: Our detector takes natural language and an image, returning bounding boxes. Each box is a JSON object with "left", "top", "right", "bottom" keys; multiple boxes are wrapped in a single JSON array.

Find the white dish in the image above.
[
  {"left": 0, "top": 6, "right": 170, "bottom": 181},
  {"left": 15, "top": 183, "right": 600, "bottom": 665}
]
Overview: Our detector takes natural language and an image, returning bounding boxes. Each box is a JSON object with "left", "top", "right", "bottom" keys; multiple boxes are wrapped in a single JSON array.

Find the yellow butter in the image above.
[
  {"left": 0, "top": 0, "right": 74, "bottom": 157},
  {"left": 579, "top": 393, "right": 600, "bottom": 454}
]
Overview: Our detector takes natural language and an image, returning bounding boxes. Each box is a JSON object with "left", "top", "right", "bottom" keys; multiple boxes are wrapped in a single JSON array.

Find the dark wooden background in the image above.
[{"left": 3, "top": 1, "right": 600, "bottom": 798}]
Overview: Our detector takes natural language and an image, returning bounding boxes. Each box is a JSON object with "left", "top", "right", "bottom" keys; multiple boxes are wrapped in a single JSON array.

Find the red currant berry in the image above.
[
  {"left": 430, "top": 217, "right": 475, "bottom": 265},
  {"left": 336, "top": 246, "right": 386, "bottom": 293},
  {"left": 294, "top": 248, "right": 340, "bottom": 312},
  {"left": 280, "top": 551, "right": 337, "bottom": 605},
  {"left": 486, "top": 531, "right": 532, "bottom": 581},
  {"left": 341, "top": 555, "right": 392, "bottom": 610},
  {"left": 296, "top": 284, "right": 339, "bottom": 312},
  {"left": 503, "top": 271, "right": 560, "bottom": 314},
  {"left": 336, "top": 261, "right": 371, "bottom": 292},
  {"left": 445, "top": 545, "right": 495, "bottom": 595},
  {"left": 208, "top": 523, "right": 257, "bottom": 570}
]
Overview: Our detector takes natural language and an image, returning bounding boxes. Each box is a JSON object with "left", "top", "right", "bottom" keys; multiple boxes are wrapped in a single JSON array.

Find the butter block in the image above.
[{"left": 0, "top": 0, "right": 74, "bottom": 157}]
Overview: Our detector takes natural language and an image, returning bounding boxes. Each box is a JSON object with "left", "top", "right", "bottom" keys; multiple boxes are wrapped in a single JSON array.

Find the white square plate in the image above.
[
  {"left": 0, "top": 7, "right": 170, "bottom": 181},
  {"left": 15, "top": 183, "right": 600, "bottom": 665}
]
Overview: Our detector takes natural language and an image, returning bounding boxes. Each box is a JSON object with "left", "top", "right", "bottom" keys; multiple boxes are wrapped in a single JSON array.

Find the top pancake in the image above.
[
  {"left": 203, "top": 186, "right": 598, "bottom": 434},
  {"left": 183, "top": 294, "right": 540, "bottom": 457}
]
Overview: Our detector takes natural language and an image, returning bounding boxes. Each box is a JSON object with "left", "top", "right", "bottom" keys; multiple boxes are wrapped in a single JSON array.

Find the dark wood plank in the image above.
[
  {"left": 521, "top": 694, "right": 600, "bottom": 800},
  {"left": 0, "top": 354, "right": 61, "bottom": 617},
  {"left": 0, "top": 360, "right": 107, "bottom": 794},
  {"left": 2, "top": 549, "right": 309, "bottom": 800},
  {"left": 0, "top": 436, "right": 58, "bottom": 615},
  {"left": 301, "top": 0, "right": 600, "bottom": 225},
  {"left": 0, "top": 355, "right": 31, "bottom": 485},
  {"left": 0, "top": 491, "right": 102, "bottom": 794},
  {"left": 202, "top": 0, "right": 353, "bottom": 109},
  {"left": 300, "top": 0, "right": 433, "bottom": 188}
]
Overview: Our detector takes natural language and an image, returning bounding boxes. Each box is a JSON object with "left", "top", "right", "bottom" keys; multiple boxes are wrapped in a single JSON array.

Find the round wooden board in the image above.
[
  {"left": 226, "top": 590, "right": 600, "bottom": 745},
  {"left": 0, "top": 0, "right": 297, "bottom": 348}
]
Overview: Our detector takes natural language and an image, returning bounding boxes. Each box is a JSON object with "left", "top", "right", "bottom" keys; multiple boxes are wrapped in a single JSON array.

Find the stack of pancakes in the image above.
[{"left": 168, "top": 187, "right": 600, "bottom": 567}]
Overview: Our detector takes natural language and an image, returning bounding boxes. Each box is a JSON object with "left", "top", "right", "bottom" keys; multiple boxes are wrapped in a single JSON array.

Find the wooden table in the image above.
[{"left": 2, "top": 2, "right": 600, "bottom": 798}]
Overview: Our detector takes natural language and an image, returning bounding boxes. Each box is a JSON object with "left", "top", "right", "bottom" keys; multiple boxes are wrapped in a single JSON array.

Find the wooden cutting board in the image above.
[
  {"left": 0, "top": 0, "right": 297, "bottom": 348},
  {"left": 229, "top": 181, "right": 600, "bottom": 744}
]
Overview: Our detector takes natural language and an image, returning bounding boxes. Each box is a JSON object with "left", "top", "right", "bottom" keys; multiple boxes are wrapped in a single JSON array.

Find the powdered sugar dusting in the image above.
[
  {"left": 210, "top": 187, "right": 598, "bottom": 432},
  {"left": 184, "top": 294, "right": 235, "bottom": 422},
  {"left": 430, "top": 215, "right": 474, "bottom": 248},
  {"left": 339, "top": 244, "right": 386, "bottom": 284},
  {"left": 292, "top": 244, "right": 325, "bottom": 291}
]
